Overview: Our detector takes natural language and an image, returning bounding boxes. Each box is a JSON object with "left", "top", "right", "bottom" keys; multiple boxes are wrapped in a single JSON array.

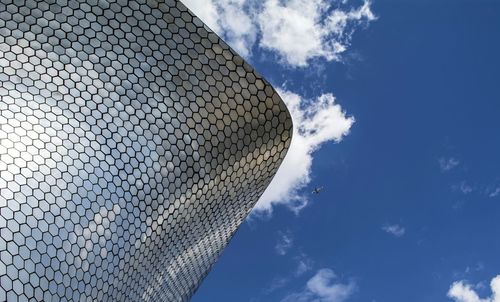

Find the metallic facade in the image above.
[{"left": 0, "top": 0, "right": 292, "bottom": 301}]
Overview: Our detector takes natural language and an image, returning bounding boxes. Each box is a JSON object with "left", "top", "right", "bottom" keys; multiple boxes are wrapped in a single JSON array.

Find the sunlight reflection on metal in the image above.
[{"left": 0, "top": 0, "right": 292, "bottom": 301}]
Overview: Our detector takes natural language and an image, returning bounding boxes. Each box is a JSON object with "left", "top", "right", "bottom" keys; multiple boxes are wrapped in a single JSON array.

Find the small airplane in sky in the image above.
[{"left": 312, "top": 186, "right": 323, "bottom": 194}]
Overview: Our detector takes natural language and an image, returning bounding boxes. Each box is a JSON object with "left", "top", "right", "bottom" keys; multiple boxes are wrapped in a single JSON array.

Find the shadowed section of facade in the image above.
[{"left": 0, "top": 0, "right": 292, "bottom": 301}]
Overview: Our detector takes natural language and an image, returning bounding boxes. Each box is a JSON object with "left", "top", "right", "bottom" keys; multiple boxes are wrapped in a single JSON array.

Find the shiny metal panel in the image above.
[{"left": 0, "top": 0, "right": 292, "bottom": 301}]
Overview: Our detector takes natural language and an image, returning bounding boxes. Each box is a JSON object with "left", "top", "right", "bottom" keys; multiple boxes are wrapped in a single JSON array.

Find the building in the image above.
[{"left": 0, "top": 0, "right": 292, "bottom": 301}]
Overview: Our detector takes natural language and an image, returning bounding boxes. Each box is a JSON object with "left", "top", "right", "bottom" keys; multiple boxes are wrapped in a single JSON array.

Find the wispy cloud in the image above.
[
  {"left": 255, "top": 89, "right": 354, "bottom": 213},
  {"left": 275, "top": 231, "right": 294, "bottom": 256},
  {"left": 382, "top": 224, "right": 406, "bottom": 237},
  {"left": 487, "top": 187, "right": 500, "bottom": 198},
  {"left": 182, "top": 0, "right": 376, "bottom": 67},
  {"left": 460, "top": 182, "right": 474, "bottom": 194},
  {"left": 452, "top": 181, "right": 474, "bottom": 195},
  {"left": 266, "top": 276, "right": 291, "bottom": 294},
  {"left": 452, "top": 262, "right": 486, "bottom": 280},
  {"left": 294, "top": 253, "right": 314, "bottom": 276},
  {"left": 281, "top": 269, "right": 356, "bottom": 302},
  {"left": 448, "top": 275, "right": 500, "bottom": 302},
  {"left": 439, "top": 157, "right": 460, "bottom": 172},
  {"left": 264, "top": 253, "right": 314, "bottom": 295},
  {"left": 481, "top": 180, "right": 500, "bottom": 198}
]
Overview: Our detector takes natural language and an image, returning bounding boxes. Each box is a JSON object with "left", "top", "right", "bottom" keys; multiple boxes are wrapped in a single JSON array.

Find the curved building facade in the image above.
[{"left": 0, "top": 0, "right": 292, "bottom": 301}]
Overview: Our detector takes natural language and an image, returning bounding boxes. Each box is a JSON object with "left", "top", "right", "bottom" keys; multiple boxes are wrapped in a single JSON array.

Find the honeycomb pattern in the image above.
[{"left": 0, "top": 0, "right": 292, "bottom": 301}]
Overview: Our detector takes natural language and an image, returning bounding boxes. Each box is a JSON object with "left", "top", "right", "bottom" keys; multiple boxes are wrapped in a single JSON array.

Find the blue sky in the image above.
[{"left": 183, "top": 0, "right": 500, "bottom": 301}]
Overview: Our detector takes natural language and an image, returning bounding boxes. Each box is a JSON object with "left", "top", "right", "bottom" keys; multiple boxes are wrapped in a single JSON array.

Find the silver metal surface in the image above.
[{"left": 0, "top": 0, "right": 292, "bottom": 301}]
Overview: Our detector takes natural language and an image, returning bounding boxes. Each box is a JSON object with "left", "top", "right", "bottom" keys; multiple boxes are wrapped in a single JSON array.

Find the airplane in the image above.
[{"left": 312, "top": 186, "right": 323, "bottom": 194}]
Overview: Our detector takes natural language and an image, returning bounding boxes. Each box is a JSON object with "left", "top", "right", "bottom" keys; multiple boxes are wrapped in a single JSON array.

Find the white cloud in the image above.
[
  {"left": 182, "top": 0, "right": 375, "bottom": 67},
  {"left": 258, "top": 0, "right": 375, "bottom": 67},
  {"left": 439, "top": 157, "right": 460, "bottom": 172},
  {"left": 281, "top": 268, "right": 356, "bottom": 302},
  {"left": 255, "top": 89, "right": 354, "bottom": 213},
  {"left": 381, "top": 224, "right": 406, "bottom": 237},
  {"left": 275, "top": 231, "right": 294, "bottom": 256},
  {"left": 448, "top": 275, "right": 500, "bottom": 302}
]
